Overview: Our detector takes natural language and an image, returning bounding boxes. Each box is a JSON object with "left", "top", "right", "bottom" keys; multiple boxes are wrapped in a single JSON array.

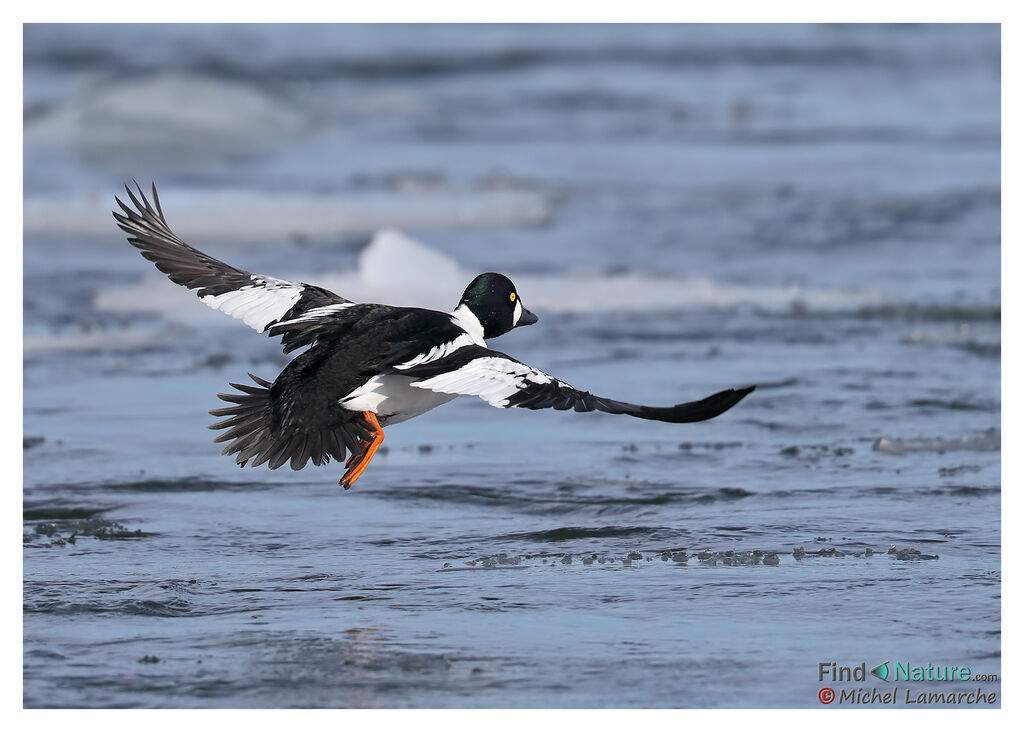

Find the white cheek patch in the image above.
[
  {"left": 200, "top": 275, "right": 304, "bottom": 333},
  {"left": 513, "top": 299, "right": 523, "bottom": 325}
]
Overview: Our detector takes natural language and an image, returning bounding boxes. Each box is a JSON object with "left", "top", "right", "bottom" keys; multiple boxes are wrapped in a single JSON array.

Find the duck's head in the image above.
[{"left": 457, "top": 272, "right": 538, "bottom": 339}]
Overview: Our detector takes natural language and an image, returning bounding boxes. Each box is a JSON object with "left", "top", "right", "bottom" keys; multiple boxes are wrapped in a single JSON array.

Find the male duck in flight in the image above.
[{"left": 114, "top": 184, "right": 755, "bottom": 488}]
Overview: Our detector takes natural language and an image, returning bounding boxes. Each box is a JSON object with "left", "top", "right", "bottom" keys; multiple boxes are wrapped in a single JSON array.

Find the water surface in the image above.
[{"left": 23, "top": 23, "right": 1000, "bottom": 708}]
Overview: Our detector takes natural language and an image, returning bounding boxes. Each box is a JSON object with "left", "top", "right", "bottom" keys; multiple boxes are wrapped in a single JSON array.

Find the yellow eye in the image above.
[{"left": 509, "top": 292, "right": 516, "bottom": 302}]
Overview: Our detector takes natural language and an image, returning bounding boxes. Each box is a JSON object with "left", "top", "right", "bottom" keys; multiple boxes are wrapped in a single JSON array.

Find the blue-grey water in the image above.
[{"left": 23, "top": 24, "right": 1000, "bottom": 708}]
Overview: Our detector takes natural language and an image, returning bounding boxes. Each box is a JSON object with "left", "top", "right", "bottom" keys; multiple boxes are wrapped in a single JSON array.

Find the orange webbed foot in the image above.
[{"left": 339, "top": 412, "right": 384, "bottom": 490}]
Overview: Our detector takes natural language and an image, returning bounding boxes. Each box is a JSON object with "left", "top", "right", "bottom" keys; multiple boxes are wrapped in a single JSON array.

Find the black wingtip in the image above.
[
  {"left": 604, "top": 383, "right": 756, "bottom": 423},
  {"left": 114, "top": 180, "right": 158, "bottom": 208},
  {"left": 676, "top": 383, "right": 756, "bottom": 423}
]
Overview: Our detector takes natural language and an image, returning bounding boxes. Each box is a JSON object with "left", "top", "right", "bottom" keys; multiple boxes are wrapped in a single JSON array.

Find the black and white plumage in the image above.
[{"left": 114, "top": 182, "right": 755, "bottom": 488}]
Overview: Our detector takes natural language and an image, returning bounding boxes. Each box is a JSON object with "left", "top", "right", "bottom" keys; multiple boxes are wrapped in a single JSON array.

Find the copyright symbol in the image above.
[{"left": 818, "top": 687, "right": 835, "bottom": 704}]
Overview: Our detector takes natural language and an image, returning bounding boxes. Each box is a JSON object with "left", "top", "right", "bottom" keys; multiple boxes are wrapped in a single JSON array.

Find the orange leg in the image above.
[{"left": 339, "top": 412, "right": 384, "bottom": 490}]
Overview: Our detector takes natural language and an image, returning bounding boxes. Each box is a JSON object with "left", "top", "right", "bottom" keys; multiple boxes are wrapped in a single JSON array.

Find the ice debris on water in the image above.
[
  {"left": 24, "top": 516, "right": 147, "bottom": 547},
  {"left": 779, "top": 444, "right": 854, "bottom": 462},
  {"left": 938, "top": 464, "right": 982, "bottom": 477},
  {"left": 888, "top": 545, "right": 939, "bottom": 560},
  {"left": 467, "top": 552, "right": 524, "bottom": 569},
  {"left": 441, "top": 543, "right": 938, "bottom": 570},
  {"left": 873, "top": 428, "right": 999, "bottom": 456}
]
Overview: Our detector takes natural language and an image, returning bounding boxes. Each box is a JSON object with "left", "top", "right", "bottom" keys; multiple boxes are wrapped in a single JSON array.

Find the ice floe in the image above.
[
  {"left": 25, "top": 188, "right": 553, "bottom": 240},
  {"left": 25, "top": 73, "right": 309, "bottom": 165},
  {"left": 95, "top": 226, "right": 887, "bottom": 319}
]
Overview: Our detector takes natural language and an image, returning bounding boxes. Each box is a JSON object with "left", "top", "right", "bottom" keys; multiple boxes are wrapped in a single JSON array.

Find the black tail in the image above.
[{"left": 208, "top": 373, "right": 369, "bottom": 471}]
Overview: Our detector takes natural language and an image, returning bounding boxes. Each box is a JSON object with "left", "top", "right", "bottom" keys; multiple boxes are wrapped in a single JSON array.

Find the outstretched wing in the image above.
[
  {"left": 112, "top": 182, "right": 353, "bottom": 350},
  {"left": 398, "top": 345, "right": 755, "bottom": 423}
]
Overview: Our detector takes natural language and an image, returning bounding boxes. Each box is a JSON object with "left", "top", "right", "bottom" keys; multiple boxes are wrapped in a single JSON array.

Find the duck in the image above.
[{"left": 113, "top": 183, "right": 755, "bottom": 488}]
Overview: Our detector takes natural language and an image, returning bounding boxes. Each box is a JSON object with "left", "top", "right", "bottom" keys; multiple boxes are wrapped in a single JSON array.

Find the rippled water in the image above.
[{"left": 23, "top": 23, "right": 1000, "bottom": 708}]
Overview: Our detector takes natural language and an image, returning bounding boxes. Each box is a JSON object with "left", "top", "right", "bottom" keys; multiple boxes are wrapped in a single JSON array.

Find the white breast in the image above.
[{"left": 339, "top": 374, "right": 458, "bottom": 426}]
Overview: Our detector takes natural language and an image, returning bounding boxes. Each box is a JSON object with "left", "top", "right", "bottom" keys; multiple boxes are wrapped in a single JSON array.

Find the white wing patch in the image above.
[
  {"left": 410, "top": 356, "right": 558, "bottom": 408},
  {"left": 200, "top": 275, "right": 304, "bottom": 333},
  {"left": 273, "top": 302, "right": 356, "bottom": 327},
  {"left": 393, "top": 334, "right": 477, "bottom": 370}
]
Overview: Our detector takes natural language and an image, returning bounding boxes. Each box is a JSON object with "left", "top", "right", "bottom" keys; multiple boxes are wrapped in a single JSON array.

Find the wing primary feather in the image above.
[
  {"left": 113, "top": 182, "right": 352, "bottom": 351},
  {"left": 402, "top": 345, "right": 755, "bottom": 424}
]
